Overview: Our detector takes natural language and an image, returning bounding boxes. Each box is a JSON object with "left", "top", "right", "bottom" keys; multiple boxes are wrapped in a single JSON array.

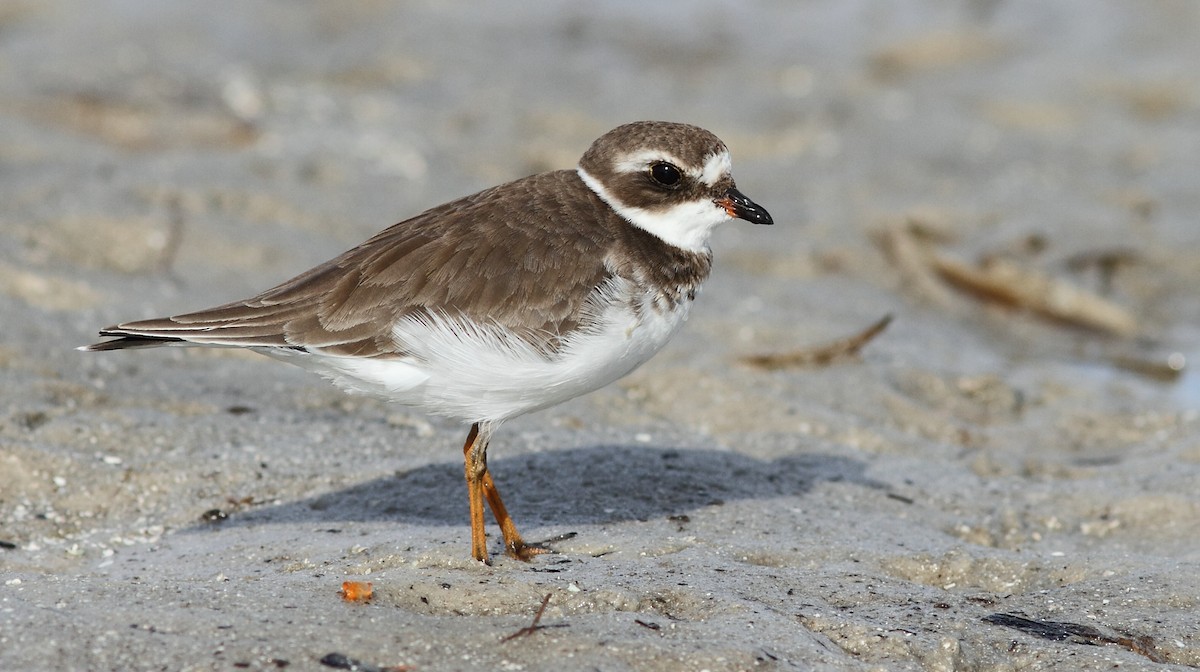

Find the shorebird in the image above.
[{"left": 83, "top": 121, "right": 773, "bottom": 563}]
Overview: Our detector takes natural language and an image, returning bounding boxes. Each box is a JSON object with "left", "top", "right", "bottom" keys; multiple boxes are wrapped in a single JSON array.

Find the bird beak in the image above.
[{"left": 716, "top": 188, "right": 774, "bottom": 226}]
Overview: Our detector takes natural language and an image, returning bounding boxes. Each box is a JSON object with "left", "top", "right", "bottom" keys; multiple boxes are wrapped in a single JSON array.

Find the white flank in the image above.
[
  {"left": 578, "top": 167, "right": 731, "bottom": 252},
  {"left": 271, "top": 278, "right": 692, "bottom": 423}
]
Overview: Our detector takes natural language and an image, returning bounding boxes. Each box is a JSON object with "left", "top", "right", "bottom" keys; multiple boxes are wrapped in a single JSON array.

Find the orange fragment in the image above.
[{"left": 340, "top": 581, "right": 373, "bottom": 602}]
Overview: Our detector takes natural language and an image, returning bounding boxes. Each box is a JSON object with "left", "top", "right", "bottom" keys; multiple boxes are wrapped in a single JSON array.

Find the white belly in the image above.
[{"left": 273, "top": 288, "right": 692, "bottom": 423}]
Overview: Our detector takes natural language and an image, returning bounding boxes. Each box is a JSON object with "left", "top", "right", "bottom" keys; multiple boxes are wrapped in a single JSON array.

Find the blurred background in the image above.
[{"left": 3, "top": 1, "right": 1198, "bottom": 373}]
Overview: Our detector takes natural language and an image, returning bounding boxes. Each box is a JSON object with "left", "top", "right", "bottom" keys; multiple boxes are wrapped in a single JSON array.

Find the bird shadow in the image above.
[{"left": 201, "top": 443, "right": 882, "bottom": 531}]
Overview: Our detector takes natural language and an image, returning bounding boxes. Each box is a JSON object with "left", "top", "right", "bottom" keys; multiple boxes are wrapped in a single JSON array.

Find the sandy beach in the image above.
[{"left": 2, "top": 2, "right": 1198, "bottom": 670}]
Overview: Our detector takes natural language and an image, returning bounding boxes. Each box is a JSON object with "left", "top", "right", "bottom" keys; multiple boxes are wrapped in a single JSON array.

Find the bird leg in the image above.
[
  {"left": 481, "top": 469, "right": 548, "bottom": 561},
  {"left": 462, "top": 422, "right": 548, "bottom": 563},
  {"left": 462, "top": 423, "right": 490, "bottom": 563}
]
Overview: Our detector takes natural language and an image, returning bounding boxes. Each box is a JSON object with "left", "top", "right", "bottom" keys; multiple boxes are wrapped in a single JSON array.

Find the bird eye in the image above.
[{"left": 649, "top": 162, "right": 682, "bottom": 187}]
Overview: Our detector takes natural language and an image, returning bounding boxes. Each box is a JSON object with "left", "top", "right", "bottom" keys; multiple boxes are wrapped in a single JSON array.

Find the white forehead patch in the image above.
[{"left": 700, "top": 150, "right": 732, "bottom": 186}]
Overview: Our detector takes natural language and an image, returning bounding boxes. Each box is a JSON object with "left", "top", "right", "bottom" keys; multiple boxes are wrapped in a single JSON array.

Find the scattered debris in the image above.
[
  {"left": 634, "top": 619, "right": 661, "bottom": 631},
  {"left": 965, "top": 595, "right": 999, "bottom": 606},
  {"left": 318, "top": 652, "right": 410, "bottom": 672},
  {"left": 1064, "top": 247, "right": 1140, "bottom": 294},
  {"left": 318, "top": 653, "right": 365, "bottom": 671},
  {"left": 534, "top": 531, "right": 577, "bottom": 547},
  {"left": 501, "top": 593, "right": 566, "bottom": 643},
  {"left": 0, "top": 540, "right": 17, "bottom": 550},
  {"left": 873, "top": 220, "right": 1141, "bottom": 338},
  {"left": 742, "top": 314, "right": 893, "bottom": 371},
  {"left": 885, "top": 492, "right": 915, "bottom": 505},
  {"left": 200, "top": 509, "right": 228, "bottom": 524},
  {"left": 873, "top": 220, "right": 958, "bottom": 305},
  {"left": 200, "top": 495, "right": 259, "bottom": 524},
  {"left": 983, "top": 612, "right": 1164, "bottom": 663},
  {"left": 1110, "top": 351, "right": 1187, "bottom": 382},
  {"left": 930, "top": 255, "right": 1138, "bottom": 337},
  {"left": 340, "top": 581, "right": 374, "bottom": 603}
]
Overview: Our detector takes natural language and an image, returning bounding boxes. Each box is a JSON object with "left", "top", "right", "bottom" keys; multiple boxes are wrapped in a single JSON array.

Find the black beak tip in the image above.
[
  {"left": 725, "top": 188, "right": 774, "bottom": 226},
  {"left": 746, "top": 207, "right": 774, "bottom": 226}
]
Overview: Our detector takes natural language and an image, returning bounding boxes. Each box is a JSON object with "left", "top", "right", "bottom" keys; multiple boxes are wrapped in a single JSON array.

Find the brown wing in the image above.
[{"left": 84, "top": 170, "right": 618, "bottom": 357}]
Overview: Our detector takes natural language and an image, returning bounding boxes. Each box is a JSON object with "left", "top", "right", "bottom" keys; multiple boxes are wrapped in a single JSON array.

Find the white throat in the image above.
[{"left": 577, "top": 167, "right": 730, "bottom": 253}]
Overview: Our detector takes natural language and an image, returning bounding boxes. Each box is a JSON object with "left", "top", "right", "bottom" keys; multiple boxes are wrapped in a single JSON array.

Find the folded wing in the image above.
[{"left": 82, "top": 171, "right": 616, "bottom": 358}]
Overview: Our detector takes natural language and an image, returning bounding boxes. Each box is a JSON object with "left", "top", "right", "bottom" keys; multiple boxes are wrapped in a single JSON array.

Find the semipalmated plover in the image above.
[{"left": 83, "top": 120, "right": 773, "bottom": 563}]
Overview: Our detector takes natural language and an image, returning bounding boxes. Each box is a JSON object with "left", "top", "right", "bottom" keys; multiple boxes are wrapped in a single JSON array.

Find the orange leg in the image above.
[
  {"left": 462, "top": 423, "right": 490, "bottom": 563},
  {"left": 461, "top": 422, "right": 548, "bottom": 563},
  {"left": 482, "top": 469, "right": 548, "bottom": 561}
]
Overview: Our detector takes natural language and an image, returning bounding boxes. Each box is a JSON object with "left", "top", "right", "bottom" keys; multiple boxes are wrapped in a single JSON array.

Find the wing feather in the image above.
[{"left": 83, "top": 170, "right": 618, "bottom": 357}]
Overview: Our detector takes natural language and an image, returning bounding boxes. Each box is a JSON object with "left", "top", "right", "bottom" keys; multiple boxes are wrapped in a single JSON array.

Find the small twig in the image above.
[
  {"left": 871, "top": 222, "right": 956, "bottom": 305},
  {"left": 983, "top": 613, "right": 1164, "bottom": 664},
  {"left": 501, "top": 593, "right": 566, "bottom": 642},
  {"left": 535, "top": 532, "right": 577, "bottom": 546},
  {"left": 885, "top": 492, "right": 915, "bottom": 505},
  {"left": 741, "top": 314, "right": 893, "bottom": 371},
  {"left": 931, "top": 255, "right": 1138, "bottom": 337},
  {"left": 873, "top": 221, "right": 1142, "bottom": 338}
]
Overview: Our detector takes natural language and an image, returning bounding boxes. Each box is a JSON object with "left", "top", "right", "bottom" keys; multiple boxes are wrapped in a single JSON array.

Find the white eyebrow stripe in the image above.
[
  {"left": 613, "top": 149, "right": 686, "bottom": 175},
  {"left": 700, "top": 150, "right": 732, "bottom": 186}
]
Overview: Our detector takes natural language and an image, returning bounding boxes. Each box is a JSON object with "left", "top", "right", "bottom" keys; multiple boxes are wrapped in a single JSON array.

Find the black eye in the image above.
[{"left": 649, "top": 162, "right": 682, "bottom": 187}]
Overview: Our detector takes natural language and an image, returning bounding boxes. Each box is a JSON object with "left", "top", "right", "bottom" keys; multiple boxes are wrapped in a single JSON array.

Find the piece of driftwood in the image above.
[
  {"left": 742, "top": 314, "right": 893, "bottom": 371},
  {"left": 931, "top": 254, "right": 1138, "bottom": 338},
  {"left": 872, "top": 220, "right": 1141, "bottom": 339}
]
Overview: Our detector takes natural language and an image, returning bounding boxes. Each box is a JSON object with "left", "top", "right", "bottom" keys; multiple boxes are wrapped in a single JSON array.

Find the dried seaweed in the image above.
[{"left": 983, "top": 612, "right": 1164, "bottom": 663}]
